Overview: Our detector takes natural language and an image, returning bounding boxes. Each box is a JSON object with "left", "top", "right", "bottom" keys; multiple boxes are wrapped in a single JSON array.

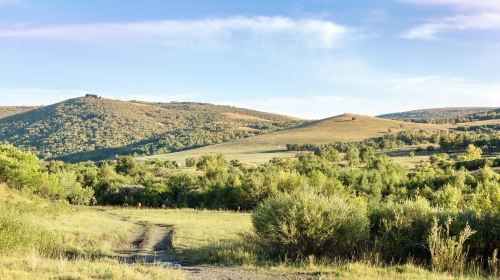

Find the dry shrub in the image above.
[{"left": 427, "top": 217, "right": 475, "bottom": 273}]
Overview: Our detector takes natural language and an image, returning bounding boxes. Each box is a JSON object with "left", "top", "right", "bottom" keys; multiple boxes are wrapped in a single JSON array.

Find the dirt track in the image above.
[{"left": 110, "top": 211, "right": 316, "bottom": 280}]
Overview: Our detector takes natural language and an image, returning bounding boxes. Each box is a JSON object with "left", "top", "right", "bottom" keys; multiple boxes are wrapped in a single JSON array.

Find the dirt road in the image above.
[{"left": 110, "top": 211, "right": 316, "bottom": 280}]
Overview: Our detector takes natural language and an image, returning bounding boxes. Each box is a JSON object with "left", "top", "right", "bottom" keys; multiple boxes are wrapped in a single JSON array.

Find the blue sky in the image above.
[{"left": 0, "top": 0, "right": 499, "bottom": 118}]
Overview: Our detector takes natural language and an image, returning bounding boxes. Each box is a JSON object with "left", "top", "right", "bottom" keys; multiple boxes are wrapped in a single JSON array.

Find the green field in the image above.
[{"left": 140, "top": 114, "right": 449, "bottom": 165}]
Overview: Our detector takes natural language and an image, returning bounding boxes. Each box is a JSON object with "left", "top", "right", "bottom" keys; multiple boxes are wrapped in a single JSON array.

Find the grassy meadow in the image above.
[
  {"left": 0, "top": 185, "right": 189, "bottom": 279},
  {"left": 139, "top": 114, "right": 449, "bottom": 165}
]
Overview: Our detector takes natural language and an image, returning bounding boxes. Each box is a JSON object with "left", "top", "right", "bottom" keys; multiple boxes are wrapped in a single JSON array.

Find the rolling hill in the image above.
[
  {"left": 0, "top": 106, "right": 37, "bottom": 118},
  {"left": 141, "top": 113, "right": 449, "bottom": 165},
  {"left": 378, "top": 107, "right": 496, "bottom": 120},
  {"left": 0, "top": 95, "right": 302, "bottom": 162}
]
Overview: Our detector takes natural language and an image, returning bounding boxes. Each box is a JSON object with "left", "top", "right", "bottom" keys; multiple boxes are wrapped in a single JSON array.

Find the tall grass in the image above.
[
  {"left": 0, "top": 203, "right": 63, "bottom": 257},
  {"left": 0, "top": 253, "right": 188, "bottom": 280},
  {"left": 428, "top": 218, "right": 475, "bottom": 274},
  {"left": 488, "top": 249, "right": 499, "bottom": 277}
]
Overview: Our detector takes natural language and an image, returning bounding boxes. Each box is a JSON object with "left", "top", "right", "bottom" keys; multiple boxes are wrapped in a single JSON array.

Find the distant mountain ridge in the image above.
[
  {"left": 0, "top": 95, "right": 302, "bottom": 162},
  {"left": 378, "top": 107, "right": 496, "bottom": 120},
  {"left": 0, "top": 106, "right": 37, "bottom": 118}
]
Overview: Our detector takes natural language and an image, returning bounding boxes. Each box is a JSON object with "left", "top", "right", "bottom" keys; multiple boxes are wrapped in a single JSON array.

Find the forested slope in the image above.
[
  {"left": 378, "top": 107, "right": 495, "bottom": 120},
  {"left": 0, "top": 95, "right": 302, "bottom": 162}
]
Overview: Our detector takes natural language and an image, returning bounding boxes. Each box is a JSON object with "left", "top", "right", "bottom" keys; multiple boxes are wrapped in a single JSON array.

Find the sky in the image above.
[{"left": 0, "top": 0, "right": 499, "bottom": 119}]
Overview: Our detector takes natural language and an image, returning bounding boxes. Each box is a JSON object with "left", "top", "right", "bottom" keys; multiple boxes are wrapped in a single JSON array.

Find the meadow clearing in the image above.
[{"left": 139, "top": 114, "right": 451, "bottom": 166}]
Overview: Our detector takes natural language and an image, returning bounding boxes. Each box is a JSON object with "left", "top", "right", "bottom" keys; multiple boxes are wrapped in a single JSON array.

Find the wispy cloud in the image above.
[
  {"left": 235, "top": 75, "right": 500, "bottom": 119},
  {"left": 402, "top": 0, "right": 500, "bottom": 39},
  {"left": 401, "top": 0, "right": 500, "bottom": 11},
  {"left": 403, "top": 13, "right": 500, "bottom": 39},
  {"left": 0, "top": 16, "right": 348, "bottom": 49}
]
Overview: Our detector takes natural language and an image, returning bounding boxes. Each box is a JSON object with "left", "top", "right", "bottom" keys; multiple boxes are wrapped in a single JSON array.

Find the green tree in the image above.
[
  {"left": 457, "top": 144, "right": 482, "bottom": 161},
  {"left": 115, "top": 156, "right": 138, "bottom": 175},
  {"left": 196, "top": 154, "right": 227, "bottom": 179},
  {"left": 345, "top": 146, "right": 360, "bottom": 168}
]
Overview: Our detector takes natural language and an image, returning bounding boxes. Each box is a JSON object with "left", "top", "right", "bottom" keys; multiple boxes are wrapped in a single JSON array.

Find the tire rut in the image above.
[
  {"left": 105, "top": 211, "right": 176, "bottom": 264},
  {"left": 105, "top": 210, "right": 316, "bottom": 279}
]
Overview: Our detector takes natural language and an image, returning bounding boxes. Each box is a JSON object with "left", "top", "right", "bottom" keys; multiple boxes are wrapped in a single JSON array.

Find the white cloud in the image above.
[
  {"left": 401, "top": 0, "right": 500, "bottom": 11},
  {"left": 0, "top": 16, "right": 348, "bottom": 49},
  {"left": 0, "top": 88, "right": 86, "bottom": 105},
  {"left": 231, "top": 75, "right": 500, "bottom": 119},
  {"left": 403, "top": 13, "right": 500, "bottom": 39}
]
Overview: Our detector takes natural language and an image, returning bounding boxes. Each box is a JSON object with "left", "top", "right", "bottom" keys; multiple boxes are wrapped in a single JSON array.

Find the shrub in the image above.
[
  {"left": 369, "top": 198, "right": 436, "bottom": 262},
  {"left": 428, "top": 218, "right": 475, "bottom": 273},
  {"left": 251, "top": 192, "right": 369, "bottom": 260},
  {"left": 454, "top": 210, "right": 500, "bottom": 262}
]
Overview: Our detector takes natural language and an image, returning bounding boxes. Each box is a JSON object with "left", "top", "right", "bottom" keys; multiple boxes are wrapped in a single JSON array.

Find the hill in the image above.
[
  {"left": 0, "top": 95, "right": 302, "bottom": 162},
  {"left": 0, "top": 106, "right": 37, "bottom": 118},
  {"left": 378, "top": 107, "right": 495, "bottom": 120},
  {"left": 141, "top": 113, "right": 448, "bottom": 164}
]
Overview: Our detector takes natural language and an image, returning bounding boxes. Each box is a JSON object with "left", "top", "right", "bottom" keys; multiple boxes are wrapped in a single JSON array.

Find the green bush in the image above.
[
  {"left": 251, "top": 192, "right": 369, "bottom": 260},
  {"left": 369, "top": 198, "right": 437, "bottom": 262},
  {"left": 453, "top": 210, "right": 500, "bottom": 262}
]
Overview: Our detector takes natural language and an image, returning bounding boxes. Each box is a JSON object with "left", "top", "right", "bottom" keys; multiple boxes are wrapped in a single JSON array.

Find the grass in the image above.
[
  {"left": 140, "top": 114, "right": 449, "bottom": 165},
  {"left": 1, "top": 191, "right": 496, "bottom": 279},
  {"left": 107, "top": 208, "right": 251, "bottom": 253},
  {"left": 139, "top": 113, "right": 499, "bottom": 167},
  {"left": 262, "top": 261, "right": 491, "bottom": 279},
  {"left": 0, "top": 185, "right": 187, "bottom": 279},
  {"left": 0, "top": 254, "right": 188, "bottom": 280},
  {"left": 105, "top": 208, "right": 496, "bottom": 279}
]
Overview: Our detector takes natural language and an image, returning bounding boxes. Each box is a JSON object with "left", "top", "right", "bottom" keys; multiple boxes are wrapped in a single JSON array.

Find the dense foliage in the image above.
[
  {"left": 287, "top": 129, "right": 499, "bottom": 160},
  {"left": 252, "top": 192, "right": 369, "bottom": 259},
  {"left": 378, "top": 107, "right": 497, "bottom": 122},
  {"left": 286, "top": 129, "right": 441, "bottom": 152},
  {"left": 0, "top": 145, "right": 94, "bottom": 204},
  {"left": 0, "top": 96, "right": 302, "bottom": 162},
  {"left": 387, "top": 108, "right": 500, "bottom": 124}
]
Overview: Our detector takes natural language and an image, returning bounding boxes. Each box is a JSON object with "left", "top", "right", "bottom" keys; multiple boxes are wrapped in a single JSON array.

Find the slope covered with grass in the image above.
[
  {"left": 143, "top": 113, "right": 447, "bottom": 164},
  {"left": 0, "top": 106, "right": 36, "bottom": 118}
]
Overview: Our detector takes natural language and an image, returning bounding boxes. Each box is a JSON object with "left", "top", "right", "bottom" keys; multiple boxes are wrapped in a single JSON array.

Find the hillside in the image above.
[
  {"left": 0, "top": 106, "right": 36, "bottom": 118},
  {"left": 378, "top": 107, "right": 495, "bottom": 119},
  {"left": 0, "top": 95, "right": 302, "bottom": 162},
  {"left": 142, "top": 113, "right": 448, "bottom": 164}
]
